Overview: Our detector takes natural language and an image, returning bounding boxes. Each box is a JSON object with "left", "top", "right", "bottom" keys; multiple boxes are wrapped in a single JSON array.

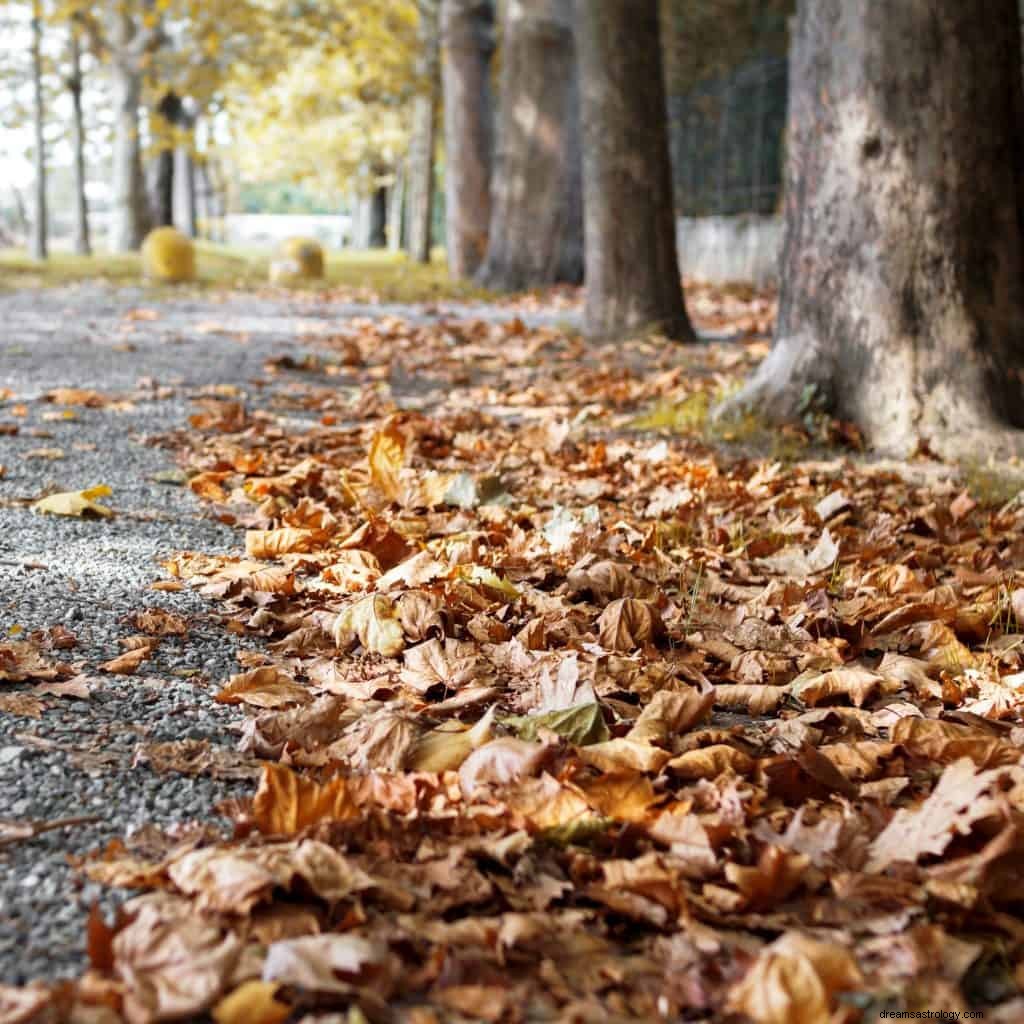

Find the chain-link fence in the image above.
[{"left": 668, "top": 55, "right": 788, "bottom": 218}]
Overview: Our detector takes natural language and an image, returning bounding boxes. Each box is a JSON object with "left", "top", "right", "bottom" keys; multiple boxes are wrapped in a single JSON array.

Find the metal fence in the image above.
[{"left": 668, "top": 55, "right": 788, "bottom": 218}]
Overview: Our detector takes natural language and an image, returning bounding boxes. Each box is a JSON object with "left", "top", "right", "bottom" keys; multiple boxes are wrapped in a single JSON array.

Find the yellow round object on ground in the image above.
[
  {"left": 141, "top": 227, "right": 196, "bottom": 283},
  {"left": 280, "top": 237, "right": 325, "bottom": 279}
]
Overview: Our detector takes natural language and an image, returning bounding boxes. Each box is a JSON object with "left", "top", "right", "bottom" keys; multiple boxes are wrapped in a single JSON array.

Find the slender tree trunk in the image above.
[
  {"left": 68, "top": 19, "right": 91, "bottom": 255},
  {"left": 368, "top": 185, "right": 388, "bottom": 248},
  {"left": 717, "top": 0, "right": 1024, "bottom": 458},
  {"left": 110, "top": 63, "right": 149, "bottom": 250},
  {"left": 175, "top": 147, "right": 197, "bottom": 238},
  {"left": 389, "top": 168, "right": 406, "bottom": 252},
  {"left": 441, "top": 0, "right": 495, "bottom": 277},
  {"left": 151, "top": 90, "right": 183, "bottom": 227},
  {"left": 407, "top": 0, "right": 440, "bottom": 263},
  {"left": 477, "top": 0, "right": 582, "bottom": 290},
  {"left": 575, "top": 0, "right": 693, "bottom": 341},
  {"left": 29, "top": 0, "right": 47, "bottom": 262}
]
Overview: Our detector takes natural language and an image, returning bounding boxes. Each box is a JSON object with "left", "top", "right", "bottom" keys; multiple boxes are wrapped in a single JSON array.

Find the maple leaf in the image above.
[
  {"left": 597, "top": 598, "right": 664, "bottom": 651},
  {"left": 215, "top": 667, "right": 312, "bottom": 709}
]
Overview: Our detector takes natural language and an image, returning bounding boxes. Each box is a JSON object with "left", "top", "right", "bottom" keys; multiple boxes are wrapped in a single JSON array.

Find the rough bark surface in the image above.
[
  {"left": 68, "top": 20, "right": 90, "bottom": 255},
  {"left": 719, "top": 0, "right": 1024, "bottom": 457},
  {"left": 441, "top": 0, "right": 495, "bottom": 277},
  {"left": 407, "top": 0, "right": 440, "bottom": 264},
  {"left": 476, "top": 0, "right": 582, "bottom": 290},
  {"left": 575, "top": 0, "right": 693, "bottom": 341},
  {"left": 30, "top": 2, "right": 47, "bottom": 262}
]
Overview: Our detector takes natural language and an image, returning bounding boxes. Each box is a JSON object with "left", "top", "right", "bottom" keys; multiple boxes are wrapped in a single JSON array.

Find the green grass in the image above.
[{"left": 0, "top": 244, "right": 496, "bottom": 303}]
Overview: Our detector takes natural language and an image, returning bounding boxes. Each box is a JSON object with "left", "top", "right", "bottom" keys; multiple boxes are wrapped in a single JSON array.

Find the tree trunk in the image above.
[
  {"left": 29, "top": 0, "right": 47, "bottom": 262},
  {"left": 110, "top": 63, "right": 150, "bottom": 250},
  {"left": 575, "top": 0, "right": 692, "bottom": 341},
  {"left": 369, "top": 186, "right": 388, "bottom": 248},
  {"left": 389, "top": 168, "right": 406, "bottom": 252},
  {"left": 68, "top": 19, "right": 91, "bottom": 256},
  {"left": 716, "top": 0, "right": 1024, "bottom": 457},
  {"left": 175, "top": 147, "right": 198, "bottom": 238},
  {"left": 151, "top": 90, "right": 183, "bottom": 228},
  {"left": 441, "top": 0, "right": 495, "bottom": 277},
  {"left": 407, "top": 0, "right": 440, "bottom": 264},
  {"left": 476, "top": 0, "right": 582, "bottom": 290}
]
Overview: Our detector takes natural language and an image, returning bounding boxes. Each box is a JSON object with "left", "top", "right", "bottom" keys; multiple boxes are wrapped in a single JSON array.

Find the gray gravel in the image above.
[{"left": 0, "top": 282, "right": 578, "bottom": 985}]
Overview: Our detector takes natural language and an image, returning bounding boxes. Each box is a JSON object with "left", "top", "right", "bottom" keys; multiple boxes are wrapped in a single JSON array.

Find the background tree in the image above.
[
  {"left": 575, "top": 0, "right": 693, "bottom": 341},
  {"left": 66, "top": 12, "right": 89, "bottom": 254},
  {"left": 476, "top": 0, "right": 582, "bottom": 290},
  {"left": 717, "top": 0, "right": 1024, "bottom": 457},
  {"left": 406, "top": 0, "right": 439, "bottom": 263},
  {"left": 441, "top": 0, "right": 494, "bottom": 277},
  {"left": 29, "top": 0, "right": 47, "bottom": 260}
]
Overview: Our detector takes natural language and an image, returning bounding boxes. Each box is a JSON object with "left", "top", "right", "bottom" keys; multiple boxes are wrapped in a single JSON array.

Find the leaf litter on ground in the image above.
[{"left": 9, "top": 287, "right": 1024, "bottom": 1022}]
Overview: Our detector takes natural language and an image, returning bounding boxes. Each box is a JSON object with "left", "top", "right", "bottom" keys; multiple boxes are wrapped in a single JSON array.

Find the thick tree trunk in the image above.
[
  {"left": 29, "top": 1, "right": 47, "bottom": 262},
  {"left": 110, "top": 64, "right": 150, "bottom": 250},
  {"left": 407, "top": 0, "right": 440, "bottom": 264},
  {"left": 575, "top": 0, "right": 693, "bottom": 341},
  {"left": 476, "top": 0, "right": 582, "bottom": 290},
  {"left": 68, "top": 20, "right": 91, "bottom": 256},
  {"left": 717, "top": 0, "right": 1024, "bottom": 457},
  {"left": 441, "top": 0, "right": 495, "bottom": 277},
  {"left": 151, "top": 91, "right": 183, "bottom": 228}
]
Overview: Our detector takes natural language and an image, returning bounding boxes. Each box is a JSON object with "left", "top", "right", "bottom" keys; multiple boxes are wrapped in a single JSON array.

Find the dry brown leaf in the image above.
[
  {"left": 213, "top": 981, "right": 291, "bottom": 1024},
  {"left": 726, "top": 931, "right": 862, "bottom": 1024},
  {"left": 333, "top": 595, "right": 405, "bottom": 656},
  {"left": 215, "top": 667, "right": 312, "bottom": 709},
  {"left": 866, "top": 758, "right": 1005, "bottom": 872},
  {"left": 597, "top": 598, "right": 664, "bottom": 651},
  {"left": 101, "top": 645, "right": 153, "bottom": 675}
]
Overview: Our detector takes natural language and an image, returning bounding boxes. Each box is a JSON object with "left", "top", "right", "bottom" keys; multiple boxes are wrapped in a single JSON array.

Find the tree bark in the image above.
[
  {"left": 175, "top": 146, "right": 198, "bottom": 238},
  {"left": 575, "top": 0, "right": 693, "bottom": 341},
  {"left": 476, "top": 0, "right": 582, "bottom": 290},
  {"left": 29, "top": 0, "right": 47, "bottom": 262},
  {"left": 407, "top": 0, "right": 440, "bottom": 264},
  {"left": 441, "top": 0, "right": 495, "bottom": 277},
  {"left": 68, "top": 18, "right": 91, "bottom": 256},
  {"left": 716, "top": 0, "right": 1024, "bottom": 457}
]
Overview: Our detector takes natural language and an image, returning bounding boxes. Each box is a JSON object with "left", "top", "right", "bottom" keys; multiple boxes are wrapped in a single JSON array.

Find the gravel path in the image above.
[{"left": 0, "top": 283, "right": 576, "bottom": 984}]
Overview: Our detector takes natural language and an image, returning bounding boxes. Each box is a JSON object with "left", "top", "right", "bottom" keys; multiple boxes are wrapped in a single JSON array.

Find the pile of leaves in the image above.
[{"left": 7, "top": 306, "right": 1024, "bottom": 1023}]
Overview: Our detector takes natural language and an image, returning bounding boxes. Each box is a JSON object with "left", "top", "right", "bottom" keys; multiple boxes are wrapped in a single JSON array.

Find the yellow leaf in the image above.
[
  {"left": 333, "top": 595, "right": 405, "bottom": 656},
  {"left": 33, "top": 485, "right": 113, "bottom": 518},
  {"left": 213, "top": 981, "right": 290, "bottom": 1024},
  {"left": 368, "top": 418, "right": 407, "bottom": 502}
]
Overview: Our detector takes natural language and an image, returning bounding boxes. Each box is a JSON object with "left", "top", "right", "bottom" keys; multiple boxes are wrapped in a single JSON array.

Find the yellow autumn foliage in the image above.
[{"left": 141, "top": 228, "right": 196, "bottom": 283}]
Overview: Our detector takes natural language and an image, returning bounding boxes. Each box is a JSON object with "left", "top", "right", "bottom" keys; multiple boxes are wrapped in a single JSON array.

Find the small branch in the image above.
[{"left": 0, "top": 814, "right": 101, "bottom": 848}]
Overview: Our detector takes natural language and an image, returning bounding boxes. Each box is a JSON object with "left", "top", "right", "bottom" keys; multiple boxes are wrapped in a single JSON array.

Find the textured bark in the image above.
[
  {"left": 575, "top": 0, "right": 693, "bottom": 341},
  {"left": 718, "top": 0, "right": 1024, "bottom": 457},
  {"left": 441, "top": 0, "right": 495, "bottom": 277},
  {"left": 407, "top": 0, "right": 440, "bottom": 264},
  {"left": 151, "top": 91, "right": 184, "bottom": 228},
  {"left": 29, "top": 1, "right": 47, "bottom": 262},
  {"left": 68, "top": 19, "right": 91, "bottom": 256},
  {"left": 476, "top": 0, "right": 582, "bottom": 290}
]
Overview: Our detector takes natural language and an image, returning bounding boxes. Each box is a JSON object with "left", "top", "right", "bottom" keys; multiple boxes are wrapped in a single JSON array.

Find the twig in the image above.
[{"left": 0, "top": 814, "right": 101, "bottom": 848}]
